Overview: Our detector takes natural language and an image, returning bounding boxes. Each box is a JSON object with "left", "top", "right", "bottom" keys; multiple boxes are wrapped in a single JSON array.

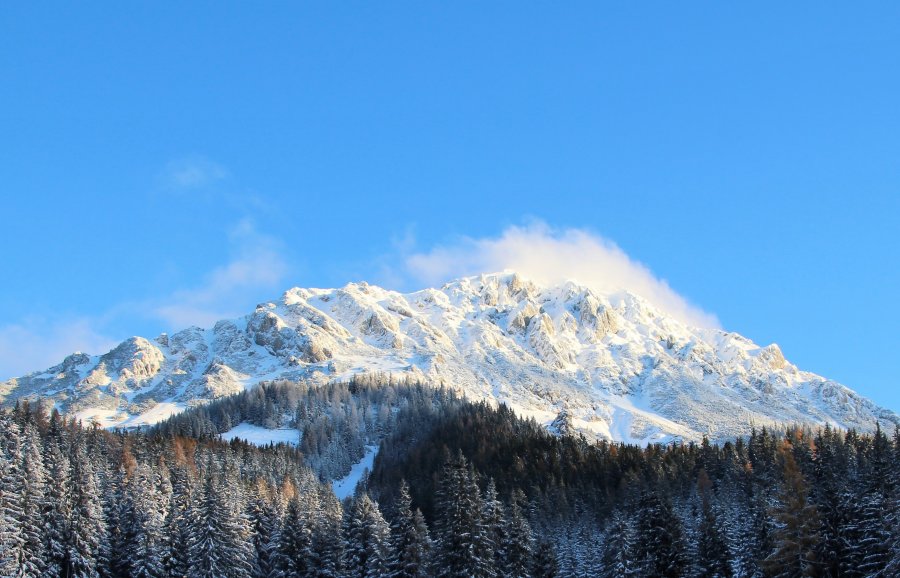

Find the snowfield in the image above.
[{"left": 220, "top": 422, "right": 299, "bottom": 446}]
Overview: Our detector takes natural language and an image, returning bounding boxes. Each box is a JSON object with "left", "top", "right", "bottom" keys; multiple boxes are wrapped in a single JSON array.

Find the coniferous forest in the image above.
[{"left": 1, "top": 377, "right": 898, "bottom": 577}]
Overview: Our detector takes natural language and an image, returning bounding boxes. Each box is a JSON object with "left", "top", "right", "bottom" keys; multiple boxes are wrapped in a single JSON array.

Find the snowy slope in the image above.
[{"left": 2, "top": 272, "right": 897, "bottom": 442}]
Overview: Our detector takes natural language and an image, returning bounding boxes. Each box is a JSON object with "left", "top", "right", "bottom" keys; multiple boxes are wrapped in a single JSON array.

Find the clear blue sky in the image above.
[{"left": 2, "top": 3, "right": 899, "bottom": 411}]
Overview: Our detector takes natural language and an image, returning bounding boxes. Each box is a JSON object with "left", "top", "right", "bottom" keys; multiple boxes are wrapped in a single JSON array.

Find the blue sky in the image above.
[{"left": 2, "top": 3, "right": 899, "bottom": 411}]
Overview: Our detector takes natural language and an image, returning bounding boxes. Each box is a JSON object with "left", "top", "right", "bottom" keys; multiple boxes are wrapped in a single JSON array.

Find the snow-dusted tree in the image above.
[
  {"left": 128, "top": 462, "right": 171, "bottom": 578},
  {"left": 186, "top": 471, "right": 253, "bottom": 578},
  {"left": 697, "top": 501, "right": 732, "bottom": 577},
  {"left": 531, "top": 540, "right": 558, "bottom": 578},
  {"left": 632, "top": 490, "right": 687, "bottom": 578},
  {"left": 0, "top": 413, "right": 25, "bottom": 576},
  {"left": 433, "top": 451, "right": 494, "bottom": 578},
  {"left": 501, "top": 489, "right": 534, "bottom": 577},
  {"left": 343, "top": 492, "right": 392, "bottom": 578},
  {"left": 161, "top": 462, "right": 195, "bottom": 578},
  {"left": 66, "top": 438, "right": 107, "bottom": 578},
  {"left": 17, "top": 423, "right": 48, "bottom": 577},
  {"left": 246, "top": 483, "right": 279, "bottom": 578},
  {"left": 273, "top": 495, "right": 316, "bottom": 577},
  {"left": 43, "top": 434, "right": 72, "bottom": 577},
  {"left": 599, "top": 509, "right": 636, "bottom": 578},
  {"left": 388, "top": 480, "right": 432, "bottom": 578},
  {"left": 481, "top": 479, "right": 506, "bottom": 570}
]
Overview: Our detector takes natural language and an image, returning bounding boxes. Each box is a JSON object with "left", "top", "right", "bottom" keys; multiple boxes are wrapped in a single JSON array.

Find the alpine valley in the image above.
[{"left": 3, "top": 272, "right": 895, "bottom": 442}]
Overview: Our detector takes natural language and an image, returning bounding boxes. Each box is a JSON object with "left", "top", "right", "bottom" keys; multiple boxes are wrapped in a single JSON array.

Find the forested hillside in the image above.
[{"left": 0, "top": 378, "right": 898, "bottom": 577}]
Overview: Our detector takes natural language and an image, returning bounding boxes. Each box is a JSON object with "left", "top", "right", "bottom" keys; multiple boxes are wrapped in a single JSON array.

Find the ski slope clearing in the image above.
[
  {"left": 220, "top": 422, "right": 299, "bottom": 446},
  {"left": 332, "top": 445, "right": 379, "bottom": 500}
]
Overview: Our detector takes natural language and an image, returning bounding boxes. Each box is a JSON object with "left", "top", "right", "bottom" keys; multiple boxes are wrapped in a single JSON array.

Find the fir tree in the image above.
[{"left": 17, "top": 423, "right": 48, "bottom": 577}]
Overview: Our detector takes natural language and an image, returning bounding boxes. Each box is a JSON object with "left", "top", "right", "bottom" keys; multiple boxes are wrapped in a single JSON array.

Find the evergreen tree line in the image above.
[
  {"left": 155, "top": 377, "right": 462, "bottom": 481},
  {"left": 0, "top": 377, "right": 898, "bottom": 577},
  {"left": 368, "top": 399, "right": 900, "bottom": 578}
]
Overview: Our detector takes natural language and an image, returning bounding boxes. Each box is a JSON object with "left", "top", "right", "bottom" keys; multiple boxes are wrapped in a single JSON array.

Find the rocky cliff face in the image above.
[{"left": 3, "top": 272, "right": 896, "bottom": 442}]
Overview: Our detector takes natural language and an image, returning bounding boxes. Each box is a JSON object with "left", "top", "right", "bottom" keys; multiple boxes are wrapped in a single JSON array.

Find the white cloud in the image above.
[
  {"left": 162, "top": 157, "right": 228, "bottom": 190},
  {"left": 152, "top": 219, "right": 289, "bottom": 328},
  {"left": 404, "top": 222, "right": 720, "bottom": 328},
  {"left": 0, "top": 220, "right": 291, "bottom": 379},
  {"left": 0, "top": 318, "right": 118, "bottom": 379}
]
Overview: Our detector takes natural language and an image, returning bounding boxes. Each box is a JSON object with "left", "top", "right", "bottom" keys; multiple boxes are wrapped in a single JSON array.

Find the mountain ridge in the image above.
[{"left": 2, "top": 271, "right": 896, "bottom": 442}]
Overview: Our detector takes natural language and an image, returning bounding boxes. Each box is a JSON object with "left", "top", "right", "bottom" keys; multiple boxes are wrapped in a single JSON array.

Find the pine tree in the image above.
[
  {"left": 247, "top": 489, "right": 279, "bottom": 578},
  {"left": 128, "top": 463, "right": 170, "bottom": 578},
  {"left": 481, "top": 479, "right": 506, "bottom": 571},
  {"left": 697, "top": 498, "right": 732, "bottom": 577},
  {"left": 162, "top": 463, "right": 195, "bottom": 578},
  {"left": 388, "top": 480, "right": 432, "bottom": 578},
  {"left": 43, "top": 435, "right": 72, "bottom": 577}
]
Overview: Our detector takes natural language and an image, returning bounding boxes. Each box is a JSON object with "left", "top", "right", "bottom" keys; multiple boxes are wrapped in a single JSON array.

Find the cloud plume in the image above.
[
  {"left": 0, "top": 318, "right": 118, "bottom": 379},
  {"left": 405, "top": 222, "right": 720, "bottom": 328},
  {"left": 152, "top": 219, "right": 289, "bottom": 328}
]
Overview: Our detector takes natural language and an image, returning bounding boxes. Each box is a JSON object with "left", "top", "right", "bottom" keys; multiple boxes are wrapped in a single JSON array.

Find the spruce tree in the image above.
[
  {"left": 432, "top": 451, "right": 494, "bottom": 578},
  {"left": 531, "top": 540, "right": 558, "bottom": 578},
  {"left": 186, "top": 471, "right": 253, "bottom": 578},
  {"left": 66, "top": 439, "right": 107, "bottom": 578},
  {"left": 342, "top": 493, "right": 392, "bottom": 578},
  {"left": 696, "top": 499, "right": 732, "bottom": 577},
  {"left": 633, "top": 490, "right": 687, "bottom": 578},
  {"left": 502, "top": 489, "right": 534, "bottom": 578},
  {"left": 274, "top": 496, "right": 316, "bottom": 577},
  {"left": 0, "top": 413, "right": 25, "bottom": 576},
  {"left": 600, "top": 510, "right": 636, "bottom": 578},
  {"left": 18, "top": 423, "right": 48, "bottom": 577},
  {"left": 388, "top": 480, "right": 432, "bottom": 578}
]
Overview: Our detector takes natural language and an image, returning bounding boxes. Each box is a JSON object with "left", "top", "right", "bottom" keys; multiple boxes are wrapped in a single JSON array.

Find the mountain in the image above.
[{"left": 2, "top": 272, "right": 896, "bottom": 442}]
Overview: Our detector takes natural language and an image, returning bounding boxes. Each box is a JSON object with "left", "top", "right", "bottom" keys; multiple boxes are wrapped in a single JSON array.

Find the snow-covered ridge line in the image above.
[{"left": 2, "top": 272, "right": 897, "bottom": 442}]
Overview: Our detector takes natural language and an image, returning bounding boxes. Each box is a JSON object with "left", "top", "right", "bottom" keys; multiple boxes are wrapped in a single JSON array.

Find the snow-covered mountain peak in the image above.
[{"left": 2, "top": 272, "right": 896, "bottom": 443}]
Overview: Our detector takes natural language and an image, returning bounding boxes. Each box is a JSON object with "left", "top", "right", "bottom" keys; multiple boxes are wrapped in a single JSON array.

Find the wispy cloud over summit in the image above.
[{"left": 404, "top": 222, "right": 720, "bottom": 328}]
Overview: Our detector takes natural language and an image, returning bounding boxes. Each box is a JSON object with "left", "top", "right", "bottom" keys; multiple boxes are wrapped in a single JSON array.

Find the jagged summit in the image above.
[{"left": 2, "top": 271, "right": 896, "bottom": 442}]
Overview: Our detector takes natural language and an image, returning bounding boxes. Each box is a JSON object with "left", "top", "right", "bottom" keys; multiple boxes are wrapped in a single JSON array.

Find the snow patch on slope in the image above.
[{"left": 220, "top": 422, "right": 299, "bottom": 446}]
